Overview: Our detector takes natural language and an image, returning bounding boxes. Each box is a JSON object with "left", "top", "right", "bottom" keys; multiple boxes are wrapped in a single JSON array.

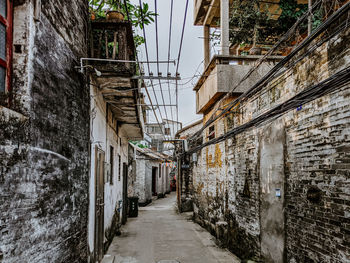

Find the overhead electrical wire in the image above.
[
  {"left": 154, "top": 0, "right": 170, "bottom": 134},
  {"left": 123, "top": 0, "right": 165, "bottom": 138},
  {"left": 188, "top": 0, "right": 347, "bottom": 143},
  {"left": 184, "top": 66, "right": 350, "bottom": 155},
  {"left": 138, "top": 0, "right": 166, "bottom": 138},
  {"left": 183, "top": 1, "right": 350, "bottom": 154},
  {"left": 167, "top": 0, "right": 176, "bottom": 137},
  {"left": 175, "top": 0, "right": 190, "bottom": 134}
]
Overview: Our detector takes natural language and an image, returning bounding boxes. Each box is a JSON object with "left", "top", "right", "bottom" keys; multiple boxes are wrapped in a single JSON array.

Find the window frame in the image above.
[
  {"left": 0, "top": 0, "right": 13, "bottom": 100},
  {"left": 208, "top": 125, "right": 215, "bottom": 140}
]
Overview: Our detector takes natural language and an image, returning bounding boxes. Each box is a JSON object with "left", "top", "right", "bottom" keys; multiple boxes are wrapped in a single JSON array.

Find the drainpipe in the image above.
[
  {"left": 220, "top": 0, "right": 229, "bottom": 55},
  {"left": 308, "top": 0, "right": 312, "bottom": 36}
]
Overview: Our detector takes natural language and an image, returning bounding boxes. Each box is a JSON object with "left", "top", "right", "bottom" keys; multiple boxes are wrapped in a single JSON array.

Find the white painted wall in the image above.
[
  {"left": 88, "top": 85, "right": 129, "bottom": 254},
  {"left": 131, "top": 145, "right": 170, "bottom": 202}
]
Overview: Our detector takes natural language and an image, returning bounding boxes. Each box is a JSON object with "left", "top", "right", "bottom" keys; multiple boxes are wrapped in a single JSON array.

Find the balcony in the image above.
[
  {"left": 194, "top": 55, "right": 283, "bottom": 114},
  {"left": 90, "top": 20, "right": 136, "bottom": 76},
  {"left": 87, "top": 19, "right": 143, "bottom": 139}
]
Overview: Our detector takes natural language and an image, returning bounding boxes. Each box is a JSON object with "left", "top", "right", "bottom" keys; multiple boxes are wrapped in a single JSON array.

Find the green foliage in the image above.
[
  {"left": 228, "top": 0, "right": 309, "bottom": 46},
  {"left": 89, "top": 0, "right": 156, "bottom": 47},
  {"left": 130, "top": 141, "right": 149, "bottom": 149}
]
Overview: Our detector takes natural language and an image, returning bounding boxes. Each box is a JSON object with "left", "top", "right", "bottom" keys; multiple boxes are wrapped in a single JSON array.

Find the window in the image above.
[
  {"left": 0, "top": 0, "right": 12, "bottom": 97},
  {"left": 110, "top": 146, "right": 114, "bottom": 184},
  {"left": 208, "top": 125, "right": 215, "bottom": 140}
]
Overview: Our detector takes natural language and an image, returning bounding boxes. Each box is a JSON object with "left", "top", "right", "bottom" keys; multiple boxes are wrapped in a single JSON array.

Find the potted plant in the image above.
[
  {"left": 106, "top": 0, "right": 125, "bottom": 21},
  {"left": 89, "top": 0, "right": 124, "bottom": 21}
]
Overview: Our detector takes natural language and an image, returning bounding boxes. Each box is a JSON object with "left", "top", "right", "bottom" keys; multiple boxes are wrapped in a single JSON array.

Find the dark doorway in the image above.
[
  {"left": 122, "top": 162, "right": 128, "bottom": 225},
  {"left": 152, "top": 167, "right": 158, "bottom": 196},
  {"left": 94, "top": 147, "right": 105, "bottom": 261}
]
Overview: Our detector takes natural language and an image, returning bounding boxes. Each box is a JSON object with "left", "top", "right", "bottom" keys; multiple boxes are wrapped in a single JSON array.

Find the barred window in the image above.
[{"left": 0, "top": 0, "right": 12, "bottom": 96}]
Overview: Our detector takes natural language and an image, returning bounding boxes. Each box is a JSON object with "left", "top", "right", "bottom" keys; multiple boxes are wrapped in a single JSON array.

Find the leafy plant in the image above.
[
  {"left": 228, "top": 0, "right": 308, "bottom": 46},
  {"left": 89, "top": 0, "right": 156, "bottom": 47}
]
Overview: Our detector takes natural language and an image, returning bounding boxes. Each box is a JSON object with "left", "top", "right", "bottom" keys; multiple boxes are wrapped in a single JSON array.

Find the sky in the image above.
[{"left": 130, "top": 0, "right": 205, "bottom": 127}]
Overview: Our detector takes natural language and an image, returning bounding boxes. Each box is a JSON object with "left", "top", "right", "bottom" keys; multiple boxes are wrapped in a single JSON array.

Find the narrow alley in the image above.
[
  {"left": 1, "top": 0, "right": 350, "bottom": 262},
  {"left": 102, "top": 193, "right": 240, "bottom": 263}
]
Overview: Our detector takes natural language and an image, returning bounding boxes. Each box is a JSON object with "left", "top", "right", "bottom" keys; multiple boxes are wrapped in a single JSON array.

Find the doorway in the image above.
[
  {"left": 94, "top": 147, "right": 105, "bottom": 261},
  {"left": 152, "top": 167, "right": 158, "bottom": 196},
  {"left": 122, "top": 162, "right": 128, "bottom": 225}
]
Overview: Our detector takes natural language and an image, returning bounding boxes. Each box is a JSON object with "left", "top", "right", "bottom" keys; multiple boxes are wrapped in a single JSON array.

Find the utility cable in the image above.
[
  {"left": 138, "top": 0, "right": 166, "bottom": 138},
  {"left": 167, "top": 0, "right": 176, "bottom": 137},
  {"left": 175, "top": 0, "right": 190, "bottom": 136},
  {"left": 154, "top": 0, "right": 170, "bottom": 137},
  {"left": 188, "top": 0, "right": 347, "bottom": 143},
  {"left": 184, "top": 66, "right": 350, "bottom": 155},
  {"left": 123, "top": 0, "right": 165, "bottom": 138}
]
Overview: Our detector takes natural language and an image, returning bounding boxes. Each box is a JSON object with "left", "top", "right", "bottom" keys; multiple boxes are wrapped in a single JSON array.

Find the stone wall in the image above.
[
  {"left": 192, "top": 24, "right": 350, "bottom": 262},
  {"left": 0, "top": 1, "right": 89, "bottom": 262}
]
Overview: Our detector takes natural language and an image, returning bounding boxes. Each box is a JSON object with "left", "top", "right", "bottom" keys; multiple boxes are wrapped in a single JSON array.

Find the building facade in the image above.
[
  {"left": 86, "top": 19, "right": 144, "bottom": 261},
  {"left": 129, "top": 143, "right": 171, "bottom": 205},
  {"left": 0, "top": 0, "right": 90, "bottom": 261},
  {"left": 0, "top": 1, "right": 145, "bottom": 262},
  {"left": 175, "top": 119, "right": 203, "bottom": 212},
  {"left": 189, "top": 1, "right": 350, "bottom": 262},
  {"left": 145, "top": 119, "right": 182, "bottom": 153}
]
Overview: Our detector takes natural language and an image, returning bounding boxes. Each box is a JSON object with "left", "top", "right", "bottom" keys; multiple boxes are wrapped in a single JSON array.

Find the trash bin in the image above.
[{"left": 128, "top": 196, "right": 139, "bottom": 217}]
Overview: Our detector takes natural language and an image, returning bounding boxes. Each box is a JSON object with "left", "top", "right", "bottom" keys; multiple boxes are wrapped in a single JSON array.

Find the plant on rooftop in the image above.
[
  {"left": 89, "top": 0, "right": 156, "bottom": 47},
  {"left": 228, "top": 0, "right": 308, "bottom": 49}
]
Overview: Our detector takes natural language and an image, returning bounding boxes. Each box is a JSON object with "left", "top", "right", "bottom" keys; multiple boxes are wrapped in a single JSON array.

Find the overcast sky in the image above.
[{"left": 130, "top": 0, "right": 204, "bottom": 127}]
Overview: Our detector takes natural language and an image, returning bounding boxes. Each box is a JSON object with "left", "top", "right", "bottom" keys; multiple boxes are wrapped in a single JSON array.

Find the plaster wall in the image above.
[
  {"left": 88, "top": 85, "right": 129, "bottom": 256},
  {"left": 131, "top": 148, "right": 169, "bottom": 204}
]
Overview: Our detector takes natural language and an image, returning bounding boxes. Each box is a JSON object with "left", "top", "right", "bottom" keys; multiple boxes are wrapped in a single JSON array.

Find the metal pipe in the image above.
[
  {"left": 132, "top": 76, "right": 181, "bottom": 80},
  {"left": 79, "top": 58, "right": 176, "bottom": 73},
  {"left": 308, "top": 0, "right": 312, "bottom": 35}
]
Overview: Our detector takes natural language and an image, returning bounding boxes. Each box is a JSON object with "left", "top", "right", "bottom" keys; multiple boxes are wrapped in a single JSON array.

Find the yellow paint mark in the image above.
[
  {"left": 196, "top": 182, "right": 204, "bottom": 194},
  {"left": 215, "top": 144, "right": 223, "bottom": 168}
]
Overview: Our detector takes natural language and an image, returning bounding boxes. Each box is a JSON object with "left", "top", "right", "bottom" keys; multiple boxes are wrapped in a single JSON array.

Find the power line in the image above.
[
  {"left": 154, "top": 0, "right": 170, "bottom": 136},
  {"left": 188, "top": 0, "right": 342, "bottom": 143},
  {"left": 123, "top": 0, "right": 165, "bottom": 138},
  {"left": 184, "top": 66, "right": 350, "bottom": 155},
  {"left": 175, "top": 0, "right": 190, "bottom": 137},
  {"left": 167, "top": 0, "right": 175, "bottom": 137},
  {"left": 138, "top": 0, "right": 166, "bottom": 138}
]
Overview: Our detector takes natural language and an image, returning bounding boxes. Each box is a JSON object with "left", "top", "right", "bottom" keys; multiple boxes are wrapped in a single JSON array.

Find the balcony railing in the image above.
[
  {"left": 89, "top": 20, "right": 136, "bottom": 76},
  {"left": 194, "top": 55, "right": 283, "bottom": 114}
]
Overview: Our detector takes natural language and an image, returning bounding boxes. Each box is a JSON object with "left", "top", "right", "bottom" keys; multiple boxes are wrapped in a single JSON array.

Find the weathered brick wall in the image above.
[
  {"left": 0, "top": 0, "right": 89, "bottom": 262},
  {"left": 192, "top": 25, "right": 350, "bottom": 262}
]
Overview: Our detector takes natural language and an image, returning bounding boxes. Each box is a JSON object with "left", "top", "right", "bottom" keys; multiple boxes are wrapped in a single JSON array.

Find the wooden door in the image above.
[
  {"left": 122, "top": 162, "right": 128, "bottom": 224},
  {"left": 152, "top": 167, "right": 157, "bottom": 196},
  {"left": 94, "top": 147, "right": 105, "bottom": 261}
]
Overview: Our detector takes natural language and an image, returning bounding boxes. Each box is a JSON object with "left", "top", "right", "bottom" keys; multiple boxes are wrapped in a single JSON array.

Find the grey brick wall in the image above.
[
  {"left": 0, "top": 0, "right": 89, "bottom": 262},
  {"left": 192, "top": 23, "right": 350, "bottom": 263}
]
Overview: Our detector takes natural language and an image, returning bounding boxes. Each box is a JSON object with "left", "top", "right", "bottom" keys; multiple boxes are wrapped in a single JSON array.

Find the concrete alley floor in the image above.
[{"left": 102, "top": 192, "right": 240, "bottom": 263}]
